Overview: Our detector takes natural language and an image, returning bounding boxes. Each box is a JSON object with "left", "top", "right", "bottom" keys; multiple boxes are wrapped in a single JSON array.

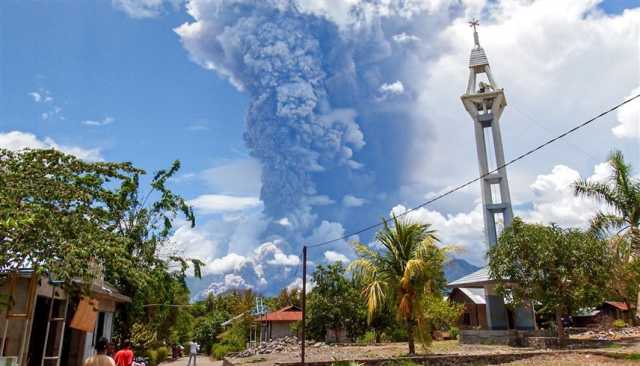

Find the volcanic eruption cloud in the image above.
[{"left": 176, "top": 0, "right": 455, "bottom": 294}]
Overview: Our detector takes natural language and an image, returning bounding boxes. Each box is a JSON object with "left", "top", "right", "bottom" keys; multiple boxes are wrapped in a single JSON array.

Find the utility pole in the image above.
[{"left": 301, "top": 245, "right": 307, "bottom": 365}]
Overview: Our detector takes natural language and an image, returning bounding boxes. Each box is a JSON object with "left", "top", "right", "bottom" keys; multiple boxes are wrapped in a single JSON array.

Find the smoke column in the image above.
[{"left": 177, "top": 0, "right": 461, "bottom": 293}]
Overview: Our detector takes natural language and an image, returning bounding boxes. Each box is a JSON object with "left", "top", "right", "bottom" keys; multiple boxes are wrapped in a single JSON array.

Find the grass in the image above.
[{"left": 625, "top": 353, "right": 640, "bottom": 360}]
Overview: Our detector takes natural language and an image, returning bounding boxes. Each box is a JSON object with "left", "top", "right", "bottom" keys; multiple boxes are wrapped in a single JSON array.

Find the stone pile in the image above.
[
  {"left": 232, "top": 336, "right": 333, "bottom": 358},
  {"left": 575, "top": 326, "right": 640, "bottom": 340}
]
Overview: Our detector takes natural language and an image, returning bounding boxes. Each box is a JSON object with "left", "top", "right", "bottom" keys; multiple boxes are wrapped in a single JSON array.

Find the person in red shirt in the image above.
[{"left": 113, "top": 340, "right": 134, "bottom": 366}]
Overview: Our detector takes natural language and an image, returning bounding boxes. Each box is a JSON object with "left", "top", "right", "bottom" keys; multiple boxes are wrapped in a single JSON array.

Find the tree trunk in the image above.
[
  {"left": 406, "top": 319, "right": 416, "bottom": 355},
  {"left": 555, "top": 308, "right": 566, "bottom": 345},
  {"left": 375, "top": 331, "right": 381, "bottom": 344}
]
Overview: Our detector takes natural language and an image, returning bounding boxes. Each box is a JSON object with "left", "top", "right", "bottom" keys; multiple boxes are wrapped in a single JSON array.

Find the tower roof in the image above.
[{"left": 468, "top": 19, "right": 489, "bottom": 68}]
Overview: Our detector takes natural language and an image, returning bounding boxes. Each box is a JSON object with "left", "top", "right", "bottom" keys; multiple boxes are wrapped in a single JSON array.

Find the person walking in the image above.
[
  {"left": 83, "top": 337, "right": 115, "bottom": 366},
  {"left": 114, "top": 340, "right": 134, "bottom": 366},
  {"left": 186, "top": 341, "right": 199, "bottom": 366}
]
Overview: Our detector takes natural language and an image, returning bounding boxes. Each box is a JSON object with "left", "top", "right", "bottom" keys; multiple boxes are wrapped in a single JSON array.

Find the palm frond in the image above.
[
  {"left": 348, "top": 258, "right": 376, "bottom": 282},
  {"left": 574, "top": 180, "right": 619, "bottom": 207},
  {"left": 364, "top": 280, "right": 386, "bottom": 323},
  {"left": 591, "top": 211, "right": 626, "bottom": 234},
  {"left": 403, "top": 259, "right": 425, "bottom": 283}
]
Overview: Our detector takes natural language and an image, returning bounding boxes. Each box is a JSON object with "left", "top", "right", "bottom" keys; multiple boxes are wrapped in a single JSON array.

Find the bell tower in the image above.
[
  {"left": 461, "top": 20, "right": 516, "bottom": 331},
  {"left": 461, "top": 19, "right": 514, "bottom": 247}
]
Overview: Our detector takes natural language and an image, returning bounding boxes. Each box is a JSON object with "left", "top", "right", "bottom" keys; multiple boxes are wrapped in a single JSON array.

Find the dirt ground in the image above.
[
  {"left": 504, "top": 353, "right": 640, "bottom": 365},
  {"left": 226, "top": 341, "right": 542, "bottom": 365},
  {"left": 226, "top": 339, "right": 640, "bottom": 365},
  {"left": 161, "top": 355, "right": 222, "bottom": 366}
]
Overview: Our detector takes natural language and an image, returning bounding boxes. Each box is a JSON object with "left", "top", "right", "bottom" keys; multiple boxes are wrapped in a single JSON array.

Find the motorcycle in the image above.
[{"left": 132, "top": 356, "right": 149, "bottom": 366}]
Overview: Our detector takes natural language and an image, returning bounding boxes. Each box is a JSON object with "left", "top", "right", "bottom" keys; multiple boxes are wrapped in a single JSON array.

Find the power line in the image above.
[{"left": 307, "top": 93, "right": 640, "bottom": 249}]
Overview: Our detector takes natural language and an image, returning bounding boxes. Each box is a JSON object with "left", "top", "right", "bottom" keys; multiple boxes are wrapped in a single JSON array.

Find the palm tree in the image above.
[
  {"left": 349, "top": 214, "right": 446, "bottom": 355},
  {"left": 574, "top": 150, "right": 640, "bottom": 316}
]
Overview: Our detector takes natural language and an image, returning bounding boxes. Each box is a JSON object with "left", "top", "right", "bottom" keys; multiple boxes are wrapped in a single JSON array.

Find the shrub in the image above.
[
  {"left": 612, "top": 319, "right": 627, "bottom": 329},
  {"left": 147, "top": 349, "right": 158, "bottom": 366},
  {"left": 357, "top": 331, "right": 376, "bottom": 344},
  {"left": 211, "top": 344, "right": 233, "bottom": 360},
  {"left": 156, "top": 346, "right": 169, "bottom": 362},
  {"left": 449, "top": 326, "right": 460, "bottom": 340}
]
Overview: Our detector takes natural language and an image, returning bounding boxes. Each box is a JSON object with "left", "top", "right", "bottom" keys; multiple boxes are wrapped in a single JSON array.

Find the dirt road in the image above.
[{"left": 161, "top": 355, "right": 222, "bottom": 366}]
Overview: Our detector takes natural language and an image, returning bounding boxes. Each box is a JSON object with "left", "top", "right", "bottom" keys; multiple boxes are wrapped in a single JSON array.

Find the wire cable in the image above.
[{"left": 307, "top": 93, "right": 640, "bottom": 249}]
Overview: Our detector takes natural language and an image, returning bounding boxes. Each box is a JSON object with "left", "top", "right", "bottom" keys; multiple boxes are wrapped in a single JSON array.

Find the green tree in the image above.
[
  {"left": 488, "top": 218, "right": 612, "bottom": 339},
  {"left": 0, "top": 148, "right": 204, "bottom": 344},
  {"left": 422, "top": 293, "right": 464, "bottom": 334},
  {"left": 307, "top": 263, "right": 367, "bottom": 342},
  {"left": 0, "top": 148, "right": 140, "bottom": 289},
  {"left": 106, "top": 160, "right": 203, "bottom": 339},
  {"left": 573, "top": 150, "right": 640, "bottom": 318},
  {"left": 350, "top": 215, "right": 446, "bottom": 354}
]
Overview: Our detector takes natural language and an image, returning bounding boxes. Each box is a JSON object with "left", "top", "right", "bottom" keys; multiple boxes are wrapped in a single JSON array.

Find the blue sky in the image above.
[
  {"left": 0, "top": 0, "right": 247, "bottom": 195},
  {"left": 1, "top": 0, "right": 639, "bottom": 297}
]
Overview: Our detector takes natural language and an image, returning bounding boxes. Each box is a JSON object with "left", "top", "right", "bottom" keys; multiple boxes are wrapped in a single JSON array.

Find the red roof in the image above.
[
  {"left": 605, "top": 301, "right": 631, "bottom": 311},
  {"left": 258, "top": 305, "right": 302, "bottom": 322}
]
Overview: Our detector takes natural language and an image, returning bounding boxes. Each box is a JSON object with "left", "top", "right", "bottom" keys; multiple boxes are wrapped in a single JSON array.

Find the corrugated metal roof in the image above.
[
  {"left": 447, "top": 267, "right": 494, "bottom": 287},
  {"left": 459, "top": 288, "right": 486, "bottom": 305},
  {"left": 259, "top": 305, "right": 302, "bottom": 322},
  {"left": 605, "top": 301, "right": 630, "bottom": 311}
]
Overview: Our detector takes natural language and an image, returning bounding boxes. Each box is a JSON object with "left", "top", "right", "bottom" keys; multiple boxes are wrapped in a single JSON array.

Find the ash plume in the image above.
[{"left": 176, "top": 0, "right": 459, "bottom": 293}]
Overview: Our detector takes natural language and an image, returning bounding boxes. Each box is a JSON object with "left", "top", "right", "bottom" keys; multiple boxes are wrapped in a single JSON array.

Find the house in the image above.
[
  {"left": 573, "top": 301, "right": 634, "bottom": 327},
  {"left": 255, "top": 305, "right": 302, "bottom": 340},
  {"left": 448, "top": 288, "right": 487, "bottom": 329},
  {"left": 0, "top": 269, "right": 130, "bottom": 366}
]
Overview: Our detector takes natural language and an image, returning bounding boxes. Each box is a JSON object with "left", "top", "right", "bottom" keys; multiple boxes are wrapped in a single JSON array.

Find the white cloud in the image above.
[
  {"left": 379, "top": 80, "right": 405, "bottom": 95},
  {"left": 612, "top": 86, "right": 640, "bottom": 139},
  {"left": 406, "top": 0, "right": 640, "bottom": 205},
  {"left": 28, "top": 92, "right": 42, "bottom": 102},
  {"left": 522, "top": 164, "right": 609, "bottom": 227},
  {"left": 206, "top": 273, "right": 251, "bottom": 294},
  {"left": 306, "top": 195, "right": 335, "bottom": 206},
  {"left": 393, "top": 32, "right": 421, "bottom": 44},
  {"left": 82, "top": 116, "right": 115, "bottom": 127},
  {"left": 189, "top": 194, "right": 261, "bottom": 214},
  {"left": 0, "top": 131, "right": 102, "bottom": 161},
  {"left": 200, "top": 158, "right": 262, "bottom": 196},
  {"left": 276, "top": 217, "right": 292, "bottom": 226},
  {"left": 255, "top": 242, "right": 300, "bottom": 267},
  {"left": 205, "top": 253, "right": 249, "bottom": 275},
  {"left": 112, "top": 0, "right": 180, "bottom": 18},
  {"left": 324, "top": 250, "right": 349, "bottom": 263},
  {"left": 342, "top": 194, "right": 367, "bottom": 207},
  {"left": 392, "top": 160, "right": 614, "bottom": 266},
  {"left": 391, "top": 203, "right": 486, "bottom": 265},
  {"left": 297, "top": 0, "right": 361, "bottom": 28},
  {"left": 166, "top": 223, "right": 219, "bottom": 263}
]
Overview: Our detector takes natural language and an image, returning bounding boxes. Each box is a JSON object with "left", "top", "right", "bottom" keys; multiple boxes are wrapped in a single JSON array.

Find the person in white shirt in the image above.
[{"left": 186, "top": 341, "right": 199, "bottom": 366}]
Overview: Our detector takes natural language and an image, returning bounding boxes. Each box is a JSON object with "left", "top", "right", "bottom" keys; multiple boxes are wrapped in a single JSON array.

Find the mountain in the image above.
[
  {"left": 187, "top": 257, "right": 482, "bottom": 301},
  {"left": 444, "top": 257, "right": 481, "bottom": 283}
]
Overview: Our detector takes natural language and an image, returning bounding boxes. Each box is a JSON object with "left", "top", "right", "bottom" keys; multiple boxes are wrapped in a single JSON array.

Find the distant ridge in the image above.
[
  {"left": 187, "top": 257, "right": 482, "bottom": 301},
  {"left": 444, "top": 257, "right": 481, "bottom": 283}
]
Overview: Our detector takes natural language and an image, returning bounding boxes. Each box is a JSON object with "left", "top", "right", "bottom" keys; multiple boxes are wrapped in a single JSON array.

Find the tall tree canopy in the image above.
[
  {"left": 0, "top": 148, "right": 203, "bottom": 342},
  {"left": 488, "top": 218, "right": 612, "bottom": 339},
  {"left": 0, "top": 148, "right": 140, "bottom": 285},
  {"left": 350, "top": 215, "right": 446, "bottom": 354},
  {"left": 307, "top": 262, "right": 367, "bottom": 342}
]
